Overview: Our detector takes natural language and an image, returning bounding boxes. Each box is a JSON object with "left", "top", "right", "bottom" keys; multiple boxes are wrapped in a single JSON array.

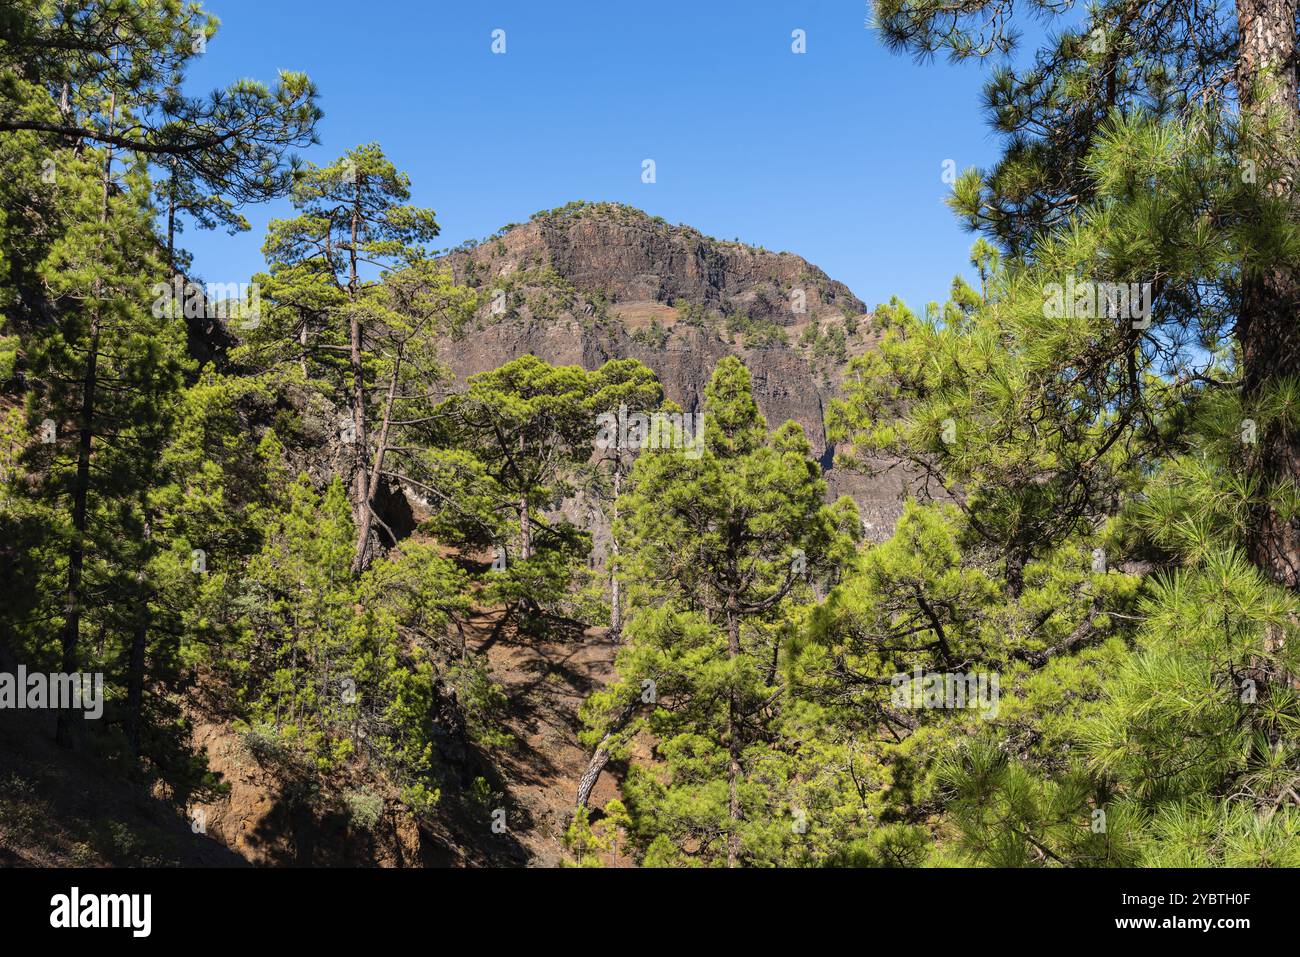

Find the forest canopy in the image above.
[{"left": 1, "top": 0, "right": 1298, "bottom": 868}]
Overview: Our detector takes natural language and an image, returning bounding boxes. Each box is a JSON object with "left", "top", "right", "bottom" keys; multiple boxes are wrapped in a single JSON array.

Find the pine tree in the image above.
[
  {"left": 0, "top": 1, "right": 319, "bottom": 179},
  {"left": 835, "top": 0, "right": 1300, "bottom": 862},
  {"left": 431, "top": 355, "right": 657, "bottom": 619},
  {"left": 582, "top": 358, "right": 662, "bottom": 636},
  {"left": 257, "top": 144, "right": 442, "bottom": 568},
  {"left": 828, "top": 219, "right": 1299, "bottom": 863},
  {"left": 873, "top": 0, "right": 1300, "bottom": 587},
  {"left": 0, "top": 0, "right": 319, "bottom": 752},
  {"left": 590, "top": 357, "right": 857, "bottom": 866},
  {"left": 29, "top": 132, "right": 190, "bottom": 749},
  {"left": 339, "top": 263, "right": 475, "bottom": 574}
]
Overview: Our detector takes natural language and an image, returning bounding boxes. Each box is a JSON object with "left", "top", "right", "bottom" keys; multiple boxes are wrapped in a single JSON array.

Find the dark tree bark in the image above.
[
  {"left": 725, "top": 602, "right": 742, "bottom": 868},
  {"left": 346, "top": 178, "right": 371, "bottom": 536},
  {"left": 58, "top": 84, "right": 116, "bottom": 748},
  {"left": 575, "top": 692, "right": 638, "bottom": 810},
  {"left": 125, "top": 509, "right": 153, "bottom": 761},
  {"left": 1236, "top": 0, "right": 1300, "bottom": 588},
  {"left": 609, "top": 467, "right": 623, "bottom": 636},
  {"left": 124, "top": 606, "right": 147, "bottom": 758},
  {"left": 351, "top": 361, "right": 399, "bottom": 575},
  {"left": 58, "top": 311, "right": 96, "bottom": 749}
]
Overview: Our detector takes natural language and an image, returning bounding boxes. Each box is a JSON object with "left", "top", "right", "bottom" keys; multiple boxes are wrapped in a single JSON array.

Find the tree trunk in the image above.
[
  {"left": 346, "top": 181, "right": 370, "bottom": 530},
  {"left": 166, "top": 169, "right": 177, "bottom": 278},
  {"left": 609, "top": 466, "right": 622, "bottom": 637},
  {"left": 1237, "top": 0, "right": 1300, "bottom": 588},
  {"left": 348, "top": 323, "right": 368, "bottom": 527},
  {"left": 725, "top": 603, "right": 742, "bottom": 868},
  {"left": 58, "top": 83, "right": 116, "bottom": 748},
  {"left": 58, "top": 325, "right": 96, "bottom": 748},
  {"left": 517, "top": 431, "right": 532, "bottom": 561},
  {"left": 518, "top": 492, "right": 532, "bottom": 561},
  {"left": 352, "top": 362, "right": 399, "bottom": 575},
  {"left": 574, "top": 744, "right": 610, "bottom": 811},
  {"left": 575, "top": 695, "right": 638, "bottom": 808},
  {"left": 125, "top": 605, "right": 147, "bottom": 759},
  {"left": 124, "top": 509, "right": 151, "bottom": 761}
]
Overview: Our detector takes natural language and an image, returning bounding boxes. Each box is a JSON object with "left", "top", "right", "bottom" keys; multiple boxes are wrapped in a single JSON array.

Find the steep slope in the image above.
[
  {"left": 0, "top": 205, "right": 917, "bottom": 871},
  {"left": 461, "top": 610, "right": 627, "bottom": 866}
]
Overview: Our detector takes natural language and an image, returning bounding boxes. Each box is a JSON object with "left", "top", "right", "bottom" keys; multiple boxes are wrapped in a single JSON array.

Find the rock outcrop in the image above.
[{"left": 438, "top": 201, "right": 913, "bottom": 538}]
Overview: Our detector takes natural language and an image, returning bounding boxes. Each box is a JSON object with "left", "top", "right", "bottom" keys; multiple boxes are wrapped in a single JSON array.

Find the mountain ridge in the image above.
[{"left": 437, "top": 201, "right": 912, "bottom": 536}]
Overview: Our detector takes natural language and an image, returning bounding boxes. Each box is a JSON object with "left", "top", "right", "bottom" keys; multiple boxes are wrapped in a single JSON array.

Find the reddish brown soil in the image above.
[
  {"left": 0, "top": 605, "right": 629, "bottom": 867},
  {"left": 466, "top": 609, "right": 628, "bottom": 866},
  {"left": 0, "top": 708, "right": 243, "bottom": 867}
]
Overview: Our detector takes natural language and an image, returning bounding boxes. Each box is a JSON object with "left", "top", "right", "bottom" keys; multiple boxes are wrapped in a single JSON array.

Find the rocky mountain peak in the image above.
[
  {"left": 436, "top": 202, "right": 908, "bottom": 536},
  {"left": 442, "top": 201, "right": 865, "bottom": 324}
]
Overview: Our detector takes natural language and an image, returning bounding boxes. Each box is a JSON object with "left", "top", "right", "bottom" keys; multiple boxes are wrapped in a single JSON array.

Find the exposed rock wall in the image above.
[{"left": 438, "top": 202, "right": 911, "bottom": 539}]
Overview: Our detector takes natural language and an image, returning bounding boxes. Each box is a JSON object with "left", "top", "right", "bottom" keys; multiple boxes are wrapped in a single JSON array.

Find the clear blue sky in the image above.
[{"left": 182, "top": 0, "right": 1017, "bottom": 312}]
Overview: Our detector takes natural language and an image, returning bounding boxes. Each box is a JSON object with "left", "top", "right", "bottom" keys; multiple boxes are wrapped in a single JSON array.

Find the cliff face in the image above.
[
  {"left": 450, "top": 202, "right": 864, "bottom": 320},
  {"left": 440, "top": 202, "right": 861, "bottom": 457},
  {"left": 437, "top": 201, "right": 912, "bottom": 537},
  {"left": 439, "top": 315, "right": 838, "bottom": 456}
]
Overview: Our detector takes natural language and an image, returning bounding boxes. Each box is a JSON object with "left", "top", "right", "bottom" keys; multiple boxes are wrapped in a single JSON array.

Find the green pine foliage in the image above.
[
  {"left": 2, "top": 0, "right": 1299, "bottom": 869},
  {"left": 583, "top": 358, "right": 860, "bottom": 866}
]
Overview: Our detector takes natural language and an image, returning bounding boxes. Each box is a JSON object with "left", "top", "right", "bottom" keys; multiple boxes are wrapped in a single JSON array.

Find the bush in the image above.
[{"left": 343, "top": 789, "right": 384, "bottom": 831}]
